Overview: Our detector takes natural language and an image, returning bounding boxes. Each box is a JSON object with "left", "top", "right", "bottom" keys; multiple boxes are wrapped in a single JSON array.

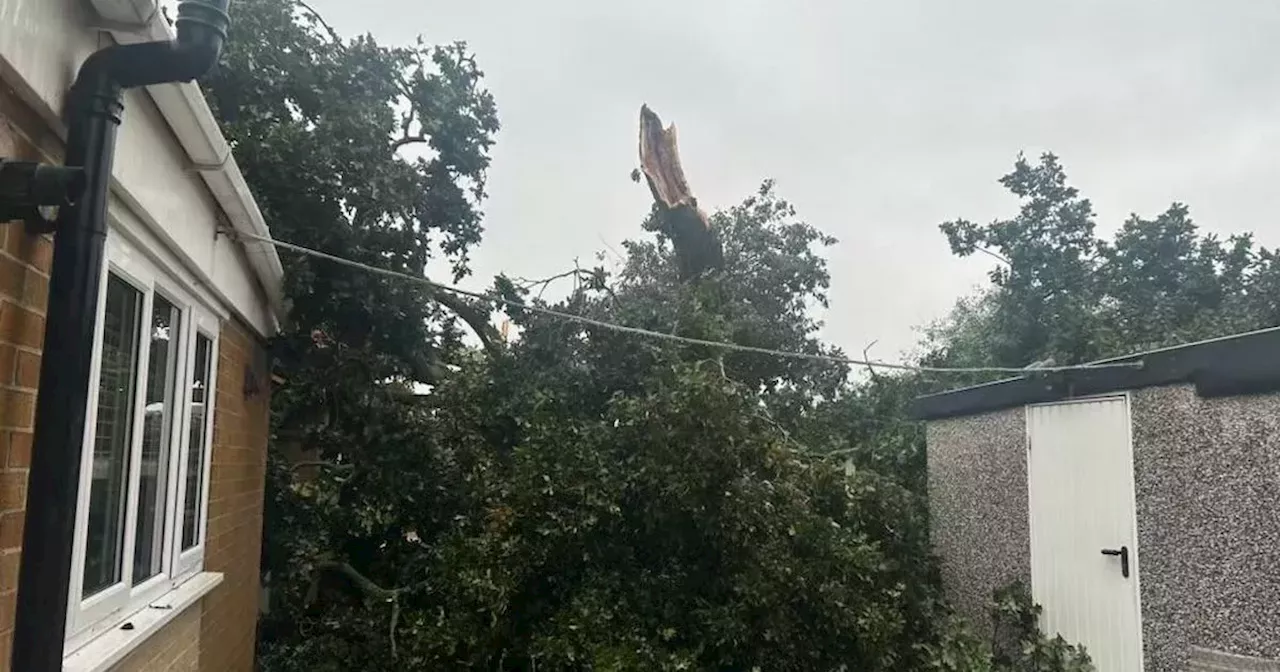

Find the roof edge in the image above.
[{"left": 912, "top": 326, "right": 1280, "bottom": 420}]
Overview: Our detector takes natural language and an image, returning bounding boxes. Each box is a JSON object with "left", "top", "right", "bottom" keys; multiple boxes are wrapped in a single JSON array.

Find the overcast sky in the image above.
[{"left": 301, "top": 0, "right": 1280, "bottom": 361}]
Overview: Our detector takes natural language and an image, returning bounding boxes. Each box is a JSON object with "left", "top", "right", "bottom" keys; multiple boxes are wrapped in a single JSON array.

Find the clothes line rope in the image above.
[{"left": 229, "top": 229, "right": 1144, "bottom": 375}]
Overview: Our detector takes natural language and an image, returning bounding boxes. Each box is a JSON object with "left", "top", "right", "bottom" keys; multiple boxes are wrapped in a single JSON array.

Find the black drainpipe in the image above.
[{"left": 12, "top": 1, "right": 231, "bottom": 669}]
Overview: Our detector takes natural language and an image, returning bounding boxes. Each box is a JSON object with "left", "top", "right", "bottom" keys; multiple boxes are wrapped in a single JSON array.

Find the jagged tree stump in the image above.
[{"left": 636, "top": 104, "right": 724, "bottom": 280}]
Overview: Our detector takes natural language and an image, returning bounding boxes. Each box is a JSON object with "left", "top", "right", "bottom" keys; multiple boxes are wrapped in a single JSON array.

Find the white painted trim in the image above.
[
  {"left": 66, "top": 256, "right": 113, "bottom": 636},
  {"left": 156, "top": 294, "right": 191, "bottom": 586},
  {"left": 171, "top": 323, "right": 198, "bottom": 573},
  {"left": 63, "top": 572, "right": 223, "bottom": 672},
  {"left": 119, "top": 280, "right": 153, "bottom": 592},
  {"left": 1120, "top": 393, "right": 1147, "bottom": 672},
  {"left": 88, "top": 0, "right": 158, "bottom": 26},
  {"left": 174, "top": 327, "right": 216, "bottom": 576}
]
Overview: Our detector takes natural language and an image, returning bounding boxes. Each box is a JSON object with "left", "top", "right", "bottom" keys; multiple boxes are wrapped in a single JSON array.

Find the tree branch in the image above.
[
  {"left": 293, "top": 0, "right": 343, "bottom": 46},
  {"left": 388, "top": 595, "right": 401, "bottom": 660},
  {"left": 514, "top": 268, "right": 593, "bottom": 300},
  {"left": 392, "top": 134, "right": 428, "bottom": 152},
  {"left": 637, "top": 105, "right": 723, "bottom": 281},
  {"left": 312, "top": 561, "right": 431, "bottom": 660},
  {"left": 976, "top": 246, "right": 1011, "bottom": 266},
  {"left": 316, "top": 561, "right": 395, "bottom": 599},
  {"left": 290, "top": 460, "right": 355, "bottom": 473},
  {"left": 862, "top": 340, "right": 881, "bottom": 382},
  {"left": 429, "top": 288, "right": 502, "bottom": 358},
  {"left": 802, "top": 445, "right": 863, "bottom": 459}
]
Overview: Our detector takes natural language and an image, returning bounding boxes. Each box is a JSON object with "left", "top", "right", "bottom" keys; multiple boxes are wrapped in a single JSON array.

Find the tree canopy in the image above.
[
  {"left": 203, "top": 0, "right": 500, "bottom": 391},
  {"left": 931, "top": 152, "right": 1280, "bottom": 374},
  {"left": 206, "top": 3, "right": 1277, "bottom": 671}
]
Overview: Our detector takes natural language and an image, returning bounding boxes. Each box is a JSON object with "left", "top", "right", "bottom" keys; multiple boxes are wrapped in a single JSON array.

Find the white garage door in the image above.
[{"left": 1027, "top": 396, "right": 1144, "bottom": 671}]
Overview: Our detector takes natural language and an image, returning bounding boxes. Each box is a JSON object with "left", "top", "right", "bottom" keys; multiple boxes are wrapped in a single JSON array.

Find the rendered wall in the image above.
[
  {"left": 1129, "top": 385, "right": 1280, "bottom": 672},
  {"left": 925, "top": 407, "right": 1031, "bottom": 630}
]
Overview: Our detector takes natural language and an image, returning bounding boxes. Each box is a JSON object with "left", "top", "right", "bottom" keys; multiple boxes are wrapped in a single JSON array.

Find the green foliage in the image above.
[
  {"left": 202, "top": 0, "right": 499, "bottom": 387},
  {"left": 921, "top": 584, "right": 1093, "bottom": 672},
  {"left": 255, "top": 174, "right": 956, "bottom": 670},
  {"left": 931, "top": 152, "right": 1280, "bottom": 373}
]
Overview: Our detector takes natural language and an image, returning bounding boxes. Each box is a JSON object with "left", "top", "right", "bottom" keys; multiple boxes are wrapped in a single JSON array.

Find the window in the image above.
[{"left": 67, "top": 235, "right": 220, "bottom": 649}]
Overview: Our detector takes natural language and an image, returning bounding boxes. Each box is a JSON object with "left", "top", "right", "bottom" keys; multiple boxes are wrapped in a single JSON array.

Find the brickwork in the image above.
[
  {"left": 0, "top": 80, "right": 58, "bottom": 671},
  {"left": 198, "top": 320, "right": 270, "bottom": 672},
  {"left": 111, "top": 607, "right": 202, "bottom": 672}
]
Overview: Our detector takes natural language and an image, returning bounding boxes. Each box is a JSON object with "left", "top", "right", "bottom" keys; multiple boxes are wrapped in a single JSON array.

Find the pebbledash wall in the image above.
[
  {"left": 918, "top": 330, "right": 1280, "bottom": 672},
  {"left": 0, "top": 0, "right": 283, "bottom": 669}
]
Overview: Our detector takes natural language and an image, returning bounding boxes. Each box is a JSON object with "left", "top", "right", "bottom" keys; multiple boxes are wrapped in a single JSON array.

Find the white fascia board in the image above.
[{"left": 88, "top": 0, "right": 159, "bottom": 26}]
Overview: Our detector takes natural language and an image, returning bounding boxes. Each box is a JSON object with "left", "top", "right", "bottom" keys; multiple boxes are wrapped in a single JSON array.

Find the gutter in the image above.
[{"left": 90, "top": 0, "right": 286, "bottom": 331}]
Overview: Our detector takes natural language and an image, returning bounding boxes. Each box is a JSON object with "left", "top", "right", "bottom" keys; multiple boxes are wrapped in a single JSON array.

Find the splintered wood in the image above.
[{"left": 637, "top": 105, "right": 723, "bottom": 281}]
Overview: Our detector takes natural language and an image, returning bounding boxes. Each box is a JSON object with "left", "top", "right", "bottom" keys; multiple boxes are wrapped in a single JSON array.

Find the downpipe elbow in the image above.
[{"left": 73, "top": 0, "right": 231, "bottom": 94}]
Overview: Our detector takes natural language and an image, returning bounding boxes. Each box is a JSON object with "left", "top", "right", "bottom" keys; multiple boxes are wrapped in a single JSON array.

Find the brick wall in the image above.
[
  {"left": 0, "top": 80, "right": 58, "bottom": 670},
  {"left": 113, "top": 607, "right": 202, "bottom": 672},
  {"left": 198, "top": 320, "right": 270, "bottom": 672}
]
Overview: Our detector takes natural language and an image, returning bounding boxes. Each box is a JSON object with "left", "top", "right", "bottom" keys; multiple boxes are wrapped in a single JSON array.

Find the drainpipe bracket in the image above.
[
  {"left": 0, "top": 158, "right": 86, "bottom": 235},
  {"left": 214, "top": 217, "right": 236, "bottom": 240}
]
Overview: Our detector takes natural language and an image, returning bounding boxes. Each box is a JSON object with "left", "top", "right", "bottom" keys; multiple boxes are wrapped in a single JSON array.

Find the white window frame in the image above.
[
  {"left": 174, "top": 321, "right": 219, "bottom": 578},
  {"left": 64, "top": 230, "right": 221, "bottom": 652}
]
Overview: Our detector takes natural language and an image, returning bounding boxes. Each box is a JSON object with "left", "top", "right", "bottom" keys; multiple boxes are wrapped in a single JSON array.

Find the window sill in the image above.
[{"left": 63, "top": 572, "right": 223, "bottom": 672}]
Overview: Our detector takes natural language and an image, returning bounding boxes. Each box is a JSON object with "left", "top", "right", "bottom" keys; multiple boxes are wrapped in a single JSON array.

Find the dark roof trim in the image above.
[{"left": 912, "top": 327, "right": 1280, "bottom": 420}]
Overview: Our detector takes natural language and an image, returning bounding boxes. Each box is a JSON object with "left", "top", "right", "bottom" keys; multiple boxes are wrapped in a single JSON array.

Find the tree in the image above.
[
  {"left": 254, "top": 175, "right": 958, "bottom": 670},
  {"left": 937, "top": 153, "right": 1105, "bottom": 367},
  {"left": 199, "top": 0, "right": 501, "bottom": 659},
  {"left": 931, "top": 152, "right": 1280, "bottom": 370},
  {"left": 636, "top": 105, "right": 724, "bottom": 280},
  {"left": 202, "top": 0, "right": 501, "bottom": 393},
  {"left": 1096, "top": 204, "right": 1275, "bottom": 351}
]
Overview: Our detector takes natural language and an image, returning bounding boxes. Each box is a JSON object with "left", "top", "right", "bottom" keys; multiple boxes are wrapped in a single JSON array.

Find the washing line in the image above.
[{"left": 228, "top": 229, "right": 1144, "bottom": 375}]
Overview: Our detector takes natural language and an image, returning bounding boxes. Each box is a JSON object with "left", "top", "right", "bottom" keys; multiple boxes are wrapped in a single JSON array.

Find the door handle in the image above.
[{"left": 1101, "top": 546, "right": 1130, "bottom": 578}]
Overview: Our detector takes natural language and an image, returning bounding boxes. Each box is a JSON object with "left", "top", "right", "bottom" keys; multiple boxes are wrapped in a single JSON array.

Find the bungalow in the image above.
[{"left": 0, "top": 0, "right": 281, "bottom": 670}]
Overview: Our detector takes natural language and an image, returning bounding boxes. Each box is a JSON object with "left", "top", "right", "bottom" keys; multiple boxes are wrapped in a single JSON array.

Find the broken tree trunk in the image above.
[{"left": 637, "top": 104, "right": 723, "bottom": 281}]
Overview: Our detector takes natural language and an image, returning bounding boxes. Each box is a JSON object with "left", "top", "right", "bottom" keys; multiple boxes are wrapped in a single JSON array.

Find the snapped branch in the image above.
[
  {"left": 636, "top": 105, "right": 723, "bottom": 281},
  {"left": 312, "top": 561, "right": 431, "bottom": 660}
]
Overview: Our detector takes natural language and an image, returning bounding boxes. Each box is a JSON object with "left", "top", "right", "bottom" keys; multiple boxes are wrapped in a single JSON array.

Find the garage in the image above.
[{"left": 915, "top": 328, "right": 1280, "bottom": 671}]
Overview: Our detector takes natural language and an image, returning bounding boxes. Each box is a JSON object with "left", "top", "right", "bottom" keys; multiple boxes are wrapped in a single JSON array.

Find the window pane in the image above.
[
  {"left": 181, "top": 334, "right": 212, "bottom": 550},
  {"left": 84, "top": 275, "right": 143, "bottom": 596},
  {"left": 132, "top": 295, "right": 182, "bottom": 584}
]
